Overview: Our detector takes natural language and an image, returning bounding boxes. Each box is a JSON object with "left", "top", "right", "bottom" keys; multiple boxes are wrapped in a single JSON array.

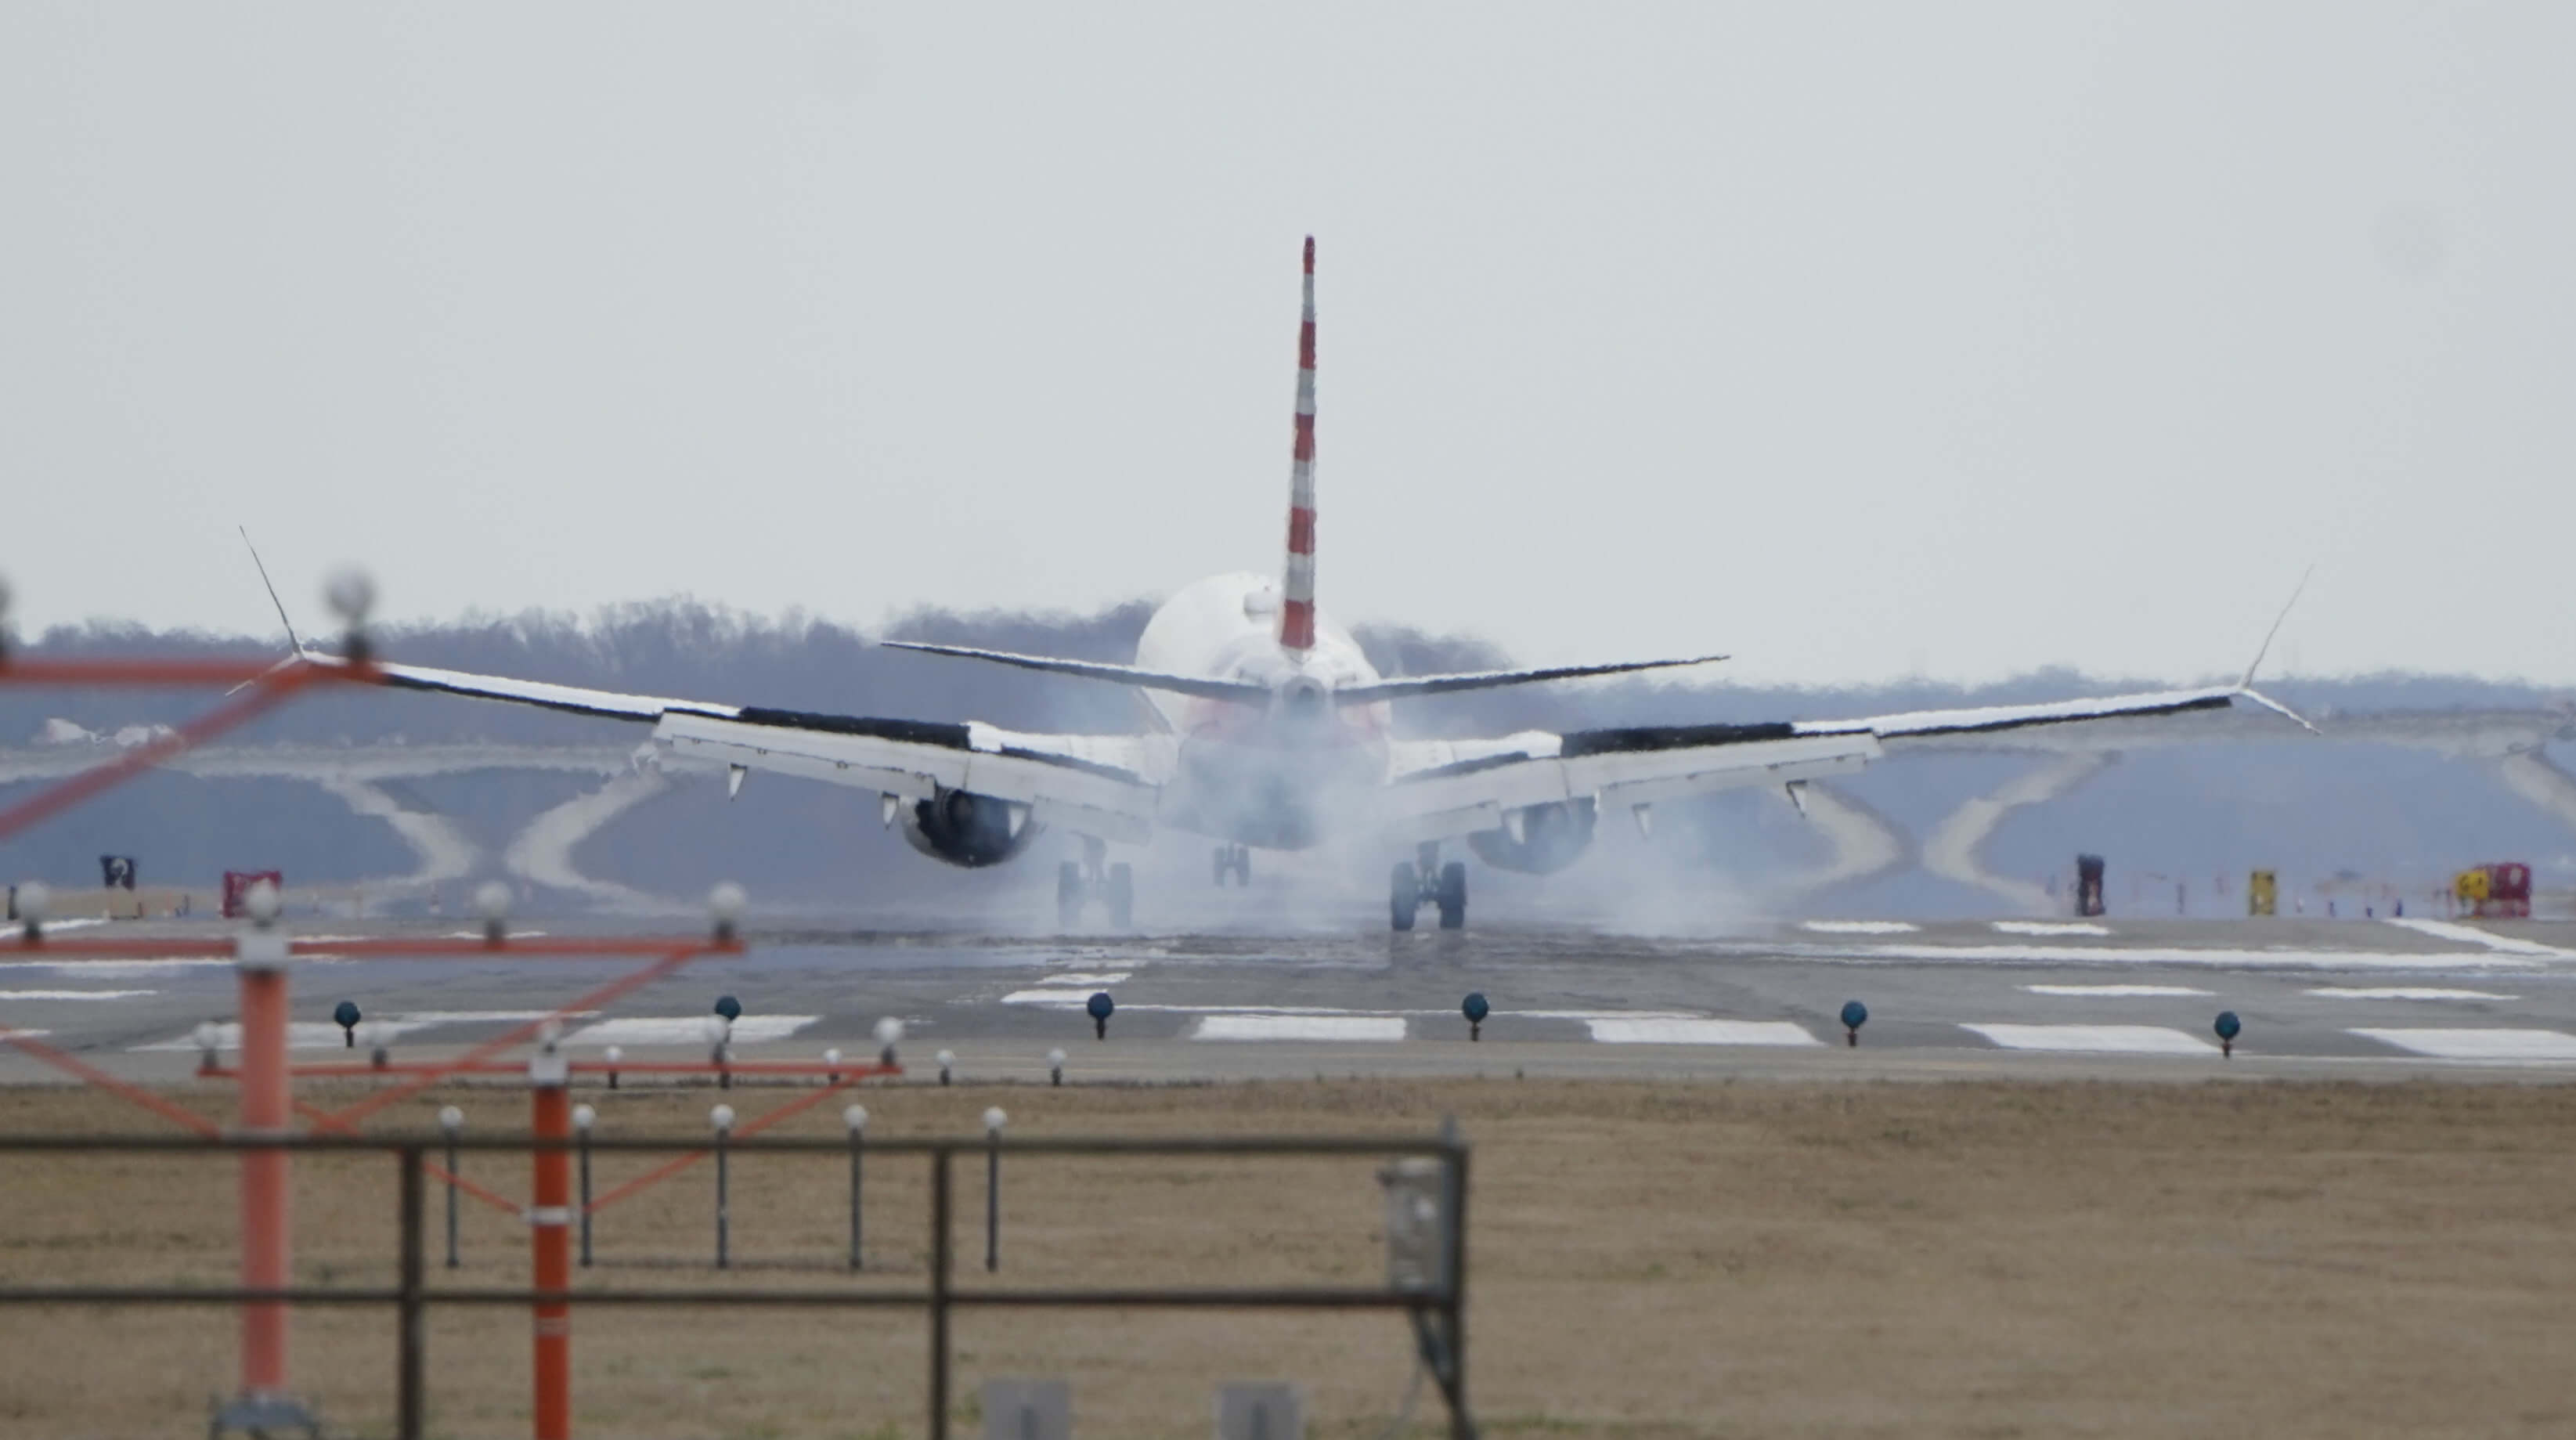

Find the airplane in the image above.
[{"left": 265, "top": 238, "right": 2311, "bottom": 931}]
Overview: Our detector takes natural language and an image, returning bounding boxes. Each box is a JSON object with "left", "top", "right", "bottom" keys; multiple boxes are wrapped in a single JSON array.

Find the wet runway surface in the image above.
[{"left": 11, "top": 915, "right": 2576, "bottom": 1084}]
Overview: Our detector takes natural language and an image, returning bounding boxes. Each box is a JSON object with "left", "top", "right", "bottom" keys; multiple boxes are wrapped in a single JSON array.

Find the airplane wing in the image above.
[
  {"left": 308, "top": 653, "right": 1167, "bottom": 843},
  {"left": 1380, "top": 683, "right": 2282, "bottom": 844}
]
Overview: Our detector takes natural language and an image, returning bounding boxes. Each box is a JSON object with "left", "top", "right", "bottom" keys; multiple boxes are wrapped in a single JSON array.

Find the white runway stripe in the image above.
[
  {"left": 2305, "top": 988, "right": 2519, "bottom": 1002},
  {"left": 2, "top": 958, "right": 229, "bottom": 974},
  {"left": 135, "top": 1021, "right": 442, "bottom": 1052},
  {"left": 1842, "top": 944, "right": 2542, "bottom": 971},
  {"left": 2380, "top": 918, "right": 2574, "bottom": 956},
  {"left": 2349, "top": 1028, "right": 2576, "bottom": 1061},
  {"left": 1961, "top": 1023, "right": 2217, "bottom": 1055},
  {"left": 0, "top": 989, "right": 158, "bottom": 1001},
  {"left": 1191, "top": 1015, "right": 1405, "bottom": 1041},
  {"left": 1026, "top": 972, "right": 1129, "bottom": 987},
  {"left": 1993, "top": 922, "right": 2113, "bottom": 937},
  {"left": 1585, "top": 1019, "right": 1821, "bottom": 1046},
  {"left": 566, "top": 1016, "right": 818, "bottom": 1046},
  {"left": 2019, "top": 984, "right": 2213, "bottom": 998},
  {"left": 1800, "top": 920, "right": 1918, "bottom": 934}
]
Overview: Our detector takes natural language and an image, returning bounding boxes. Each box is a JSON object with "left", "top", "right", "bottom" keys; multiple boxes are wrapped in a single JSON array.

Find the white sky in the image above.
[{"left": 3, "top": 4, "right": 2571, "bottom": 687}]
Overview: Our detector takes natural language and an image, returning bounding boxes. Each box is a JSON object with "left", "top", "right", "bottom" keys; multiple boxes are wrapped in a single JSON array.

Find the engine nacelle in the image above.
[
  {"left": 899, "top": 786, "right": 1042, "bottom": 868},
  {"left": 1467, "top": 798, "right": 1596, "bottom": 875}
]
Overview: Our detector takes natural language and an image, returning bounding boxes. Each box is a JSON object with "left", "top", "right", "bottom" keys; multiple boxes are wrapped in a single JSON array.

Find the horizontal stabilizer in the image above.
[
  {"left": 880, "top": 641, "right": 1272, "bottom": 704},
  {"left": 1333, "top": 654, "right": 1727, "bottom": 706}
]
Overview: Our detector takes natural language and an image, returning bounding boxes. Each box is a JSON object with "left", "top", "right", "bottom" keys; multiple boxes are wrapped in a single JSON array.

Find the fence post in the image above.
[
  {"left": 843, "top": 1105, "right": 868, "bottom": 1272},
  {"left": 1441, "top": 1117, "right": 1472, "bottom": 1440},
  {"left": 929, "top": 1147, "right": 951, "bottom": 1440},
  {"left": 983, "top": 1108, "right": 1005, "bottom": 1273},
  {"left": 710, "top": 1105, "right": 735, "bottom": 1269},
  {"left": 438, "top": 1106, "right": 464, "bottom": 1269},
  {"left": 397, "top": 1145, "right": 425, "bottom": 1440},
  {"left": 572, "top": 1105, "right": 596, "bottom": 1268},
  {"left": 530, "top": 1034, "right": 573, "bottom": 1440}
]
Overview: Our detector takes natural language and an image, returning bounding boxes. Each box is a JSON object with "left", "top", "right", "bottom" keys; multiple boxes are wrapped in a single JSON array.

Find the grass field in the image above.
[{"left": 2, "top": 1076, "right": 2572, "bottom": 1438}]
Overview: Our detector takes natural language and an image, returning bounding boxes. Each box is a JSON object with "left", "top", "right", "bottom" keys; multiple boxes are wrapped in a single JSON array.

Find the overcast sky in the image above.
[{"left": 3, "top": 4, "right": 2570, "bottom": 688}]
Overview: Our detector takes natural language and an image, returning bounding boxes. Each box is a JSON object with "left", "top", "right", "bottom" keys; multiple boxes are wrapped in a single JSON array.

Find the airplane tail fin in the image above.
[{"left": 1280, "top": 236, "right": 1319, "bottom": 655}]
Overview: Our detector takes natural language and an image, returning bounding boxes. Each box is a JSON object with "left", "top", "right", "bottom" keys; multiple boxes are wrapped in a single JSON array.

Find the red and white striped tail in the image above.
[{"left": 1280, "top": 236, "right": 1319, "bottom": 654}]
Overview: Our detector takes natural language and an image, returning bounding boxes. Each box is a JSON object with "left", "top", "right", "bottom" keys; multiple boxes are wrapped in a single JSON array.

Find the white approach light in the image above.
[
  {"left": 13, "top": 881, "right": 49, "bottom": 930},
  {"left": 571, "top": 1104, "right": 597, "bottom": 1131},
  {"left": 709, "top": 1104, "right": 737, "bottom": 1132},
  {"left": 324, "top": 568, "right": 377, "bottom": 627},
  {"left": 708, "top": 882, "right": 747, "bottom": 940},
  {"left": 842, "top": 1104, "right": 869, "bottom": 1133}
]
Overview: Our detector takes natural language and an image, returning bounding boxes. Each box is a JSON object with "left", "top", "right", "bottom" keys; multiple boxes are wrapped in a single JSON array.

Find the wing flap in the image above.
[
  {"left": 652, "top": 712, "right": 1161, "bottom": 843},
  {"left": 1379, "top": 731, "right": 1881, "bottom": 844}
]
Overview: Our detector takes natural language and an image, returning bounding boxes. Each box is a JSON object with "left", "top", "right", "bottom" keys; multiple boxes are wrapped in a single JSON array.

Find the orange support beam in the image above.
[{"left": 529, "top": 1048, "right": 574, "bottom": 1440}]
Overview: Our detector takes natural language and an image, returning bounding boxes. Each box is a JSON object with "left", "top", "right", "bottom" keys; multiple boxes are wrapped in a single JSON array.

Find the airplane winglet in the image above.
[
  {"left": 2236, "top": 686, "right": 2319, "bottom": 734},
  {"left": 2235, "top": 566, "right": 2318, "bottom": 733},
  {"left": 2237, "top": 565, "right": 2311, "bottom": 691},
  {"left": 239, "top": 526, "right": 307, "bottom": 656}
]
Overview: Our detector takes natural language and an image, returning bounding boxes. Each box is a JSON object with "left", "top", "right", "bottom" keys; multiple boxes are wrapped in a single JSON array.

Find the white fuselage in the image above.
[{"left": 1133, "top": 572, "right": 1394, "bottom": 848}]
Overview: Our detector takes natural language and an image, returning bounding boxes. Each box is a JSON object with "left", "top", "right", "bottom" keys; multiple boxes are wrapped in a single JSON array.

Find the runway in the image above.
[{"left": 12, "top": 912, "right": 2576, "bottom": 1088}]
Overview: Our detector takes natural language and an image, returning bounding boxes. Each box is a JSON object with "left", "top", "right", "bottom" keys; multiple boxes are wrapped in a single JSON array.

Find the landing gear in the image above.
[
  {"left": 1211, "top": 844, "right": 1252, "bottom": 887},
  {"left": 1058, "top": 837, "right": 1137, "bottom": 931},
  {"left": 1391, "top": 843, "right": 1468, "bottom": 932}
]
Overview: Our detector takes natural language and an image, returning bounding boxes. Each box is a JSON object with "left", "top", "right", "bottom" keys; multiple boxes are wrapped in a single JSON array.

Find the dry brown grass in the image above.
[{"left": 3, "top": 1077, "right": 2573, "bottom": 1438}]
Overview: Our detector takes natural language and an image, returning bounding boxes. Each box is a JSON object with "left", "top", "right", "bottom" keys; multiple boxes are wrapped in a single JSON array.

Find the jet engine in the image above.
[
  {"left": 1467, "top": 797, "right": 1596, "bottom": 875},
  {"left": 899, "top": 786, "right": 1042, "bottom": 868}
]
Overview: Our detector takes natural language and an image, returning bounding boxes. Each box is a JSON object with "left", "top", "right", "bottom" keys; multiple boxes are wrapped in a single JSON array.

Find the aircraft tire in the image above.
[
  {"left": 1107, "top": 862, "right": 1135, "bottom": 930},
  {"left": 1390, "top": 861, "right": 1419, "bottom": 932},
  {"left": 1057, "top": 861, "right": 1084, "bottom": 928},
  {"left": 1435, "top": 861, "right": 1467, "bottom": 930}
]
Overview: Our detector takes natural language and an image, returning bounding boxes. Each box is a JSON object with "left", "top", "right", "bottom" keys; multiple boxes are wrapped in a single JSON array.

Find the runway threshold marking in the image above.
[
  {"left": 1190, "top": 1015, "right": 1406, "bottom": 1041},
  {"left": 2019, "top": 984, "right": 2213, "bottom": 998},
  {"left": 135, "top": 1020, "right": 449, "bottom": 1052},
  {"left": 1799, "top": 920, "right": 1918, "bottom": 934},
  {"left": 1584, "top": 1019, "right": 1821, "bottom": 1046},
  {"left": 1842, "top": 944, "right": 2541, "bottom": 971},
  {"left": 0, "top": 989, "right": 159, "bottom": 1001},
  {"left": 1993, "top": 921, "right": 2114, "bottom": 937},
  {"left": 1961, "top": 1024, "right": 2217, "bottom": 1056},
  {"left": 566, "top": 1016, "right": 820, "bottom": 1045},
  {"left": 2347, "top": 1028, "right": 2576, "bottom": 1061},
  {"left": 2380, "top": 918, "right": 2576, "bottom": 957},
  {"left": 2305, "top": 988, "right": 2520, "bottom": 1002}
]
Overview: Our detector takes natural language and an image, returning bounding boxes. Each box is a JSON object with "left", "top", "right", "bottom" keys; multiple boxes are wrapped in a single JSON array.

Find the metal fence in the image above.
[{"left": 0, "top": 1128, "right": 1476, "bottom": 1439}]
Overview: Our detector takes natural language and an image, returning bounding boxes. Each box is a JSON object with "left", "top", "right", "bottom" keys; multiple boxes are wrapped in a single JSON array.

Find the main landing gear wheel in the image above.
[
  {"left": 1391, "top": 844, "right": 1469, "bottom": 932},
  {"left": 1057, "top": 861, "right": 1084, "bottom": 929},
  {"left": 1435, "top": 861, "right": 1467, "bottom": 930},
  {"left": 1059, "top": 838, "right": 1136, "bottom": 931},
  {"left": 1107, "top": 862, "right": 1135, "bottom": 930},
  {"left": 1210, "top": 844, "right": 1253, "bottom": 887}
]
